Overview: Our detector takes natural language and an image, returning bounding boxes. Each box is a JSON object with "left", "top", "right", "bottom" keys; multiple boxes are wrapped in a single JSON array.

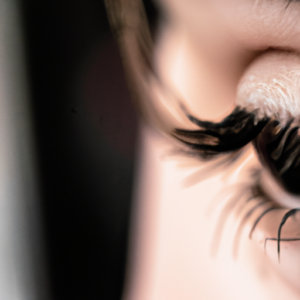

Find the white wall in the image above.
[{"left": 0, "top": 1, "right": 49, "bottom": 299}]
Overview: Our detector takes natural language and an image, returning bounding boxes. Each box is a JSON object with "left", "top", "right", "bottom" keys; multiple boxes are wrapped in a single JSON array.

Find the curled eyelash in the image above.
[
  {"left": 276, "top": 208, "right": 300, "bottom": 262},
  {"left": 173, "top": 106, "right": 300, "bottom": 260},
  {"left": 254, "top": 117, "right": 300, "bottom": 195},
  {"left": 173, "top": 106, "right": 270, "bottom": 159},
  {"left": 248, "top": 179, "right": 300, "bottom": 262},
  {"left": 174, "top": 106, "right": 300, "bottom": 194}
]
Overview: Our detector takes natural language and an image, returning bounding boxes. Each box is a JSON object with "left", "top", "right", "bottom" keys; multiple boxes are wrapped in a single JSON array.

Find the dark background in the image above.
[
  {"left": 21, "top": 1, "right": 135, "bottom": 300},
  {"left": 20, "top": 0, "right": 158, "bottom": 299}
]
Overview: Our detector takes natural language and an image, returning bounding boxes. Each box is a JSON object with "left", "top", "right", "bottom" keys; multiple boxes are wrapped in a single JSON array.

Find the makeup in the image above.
[{"left": 237, "top": 51, "right": 300, "bottom": 123}]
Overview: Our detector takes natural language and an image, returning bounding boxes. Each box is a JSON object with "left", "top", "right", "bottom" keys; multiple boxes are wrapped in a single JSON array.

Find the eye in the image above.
[
  {"left": 255, "top": 119, "right": 300, "bottom": 196},
  {"left": 172, "top": 50, "right": 300, "bottom": 270},
  {"left": 173, "top": 49, "right": 300, "bottom": 193},
  {"left": 236, "top": 50, "right": 300, "bottom": 196},
  {"left": 173, "top": 100, "right": 300, "bottom": 264}
]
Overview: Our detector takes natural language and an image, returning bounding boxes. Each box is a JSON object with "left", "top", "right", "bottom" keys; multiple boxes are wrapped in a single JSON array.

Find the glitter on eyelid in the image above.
[
  {"left": 236, "top": 70, "right": 300, "bottom": 122},
  {"left": 236, "top": 51, "right": 300, "bottom": 123}
]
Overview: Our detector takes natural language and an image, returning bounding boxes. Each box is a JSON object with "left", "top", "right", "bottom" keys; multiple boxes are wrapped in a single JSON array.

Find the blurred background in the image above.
[
  {"left": 14, "top": 1, "right": 133, "bottom": 300},
  {"left": 0, "top": 0, "right": 159, "bottom": 299},
  {"left": 20, "top": 1, "right": 137, "bottom": 299}
]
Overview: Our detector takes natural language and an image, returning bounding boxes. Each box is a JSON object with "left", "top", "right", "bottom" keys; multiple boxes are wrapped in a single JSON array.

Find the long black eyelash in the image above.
[
  {"left": 173, "top": 106, "right": 270, "bottom": 158},
  {"left": 248, "top": 178, "right": 300, "bottom": 262},
  {"left": 247, "top": 178, "right": 282, "bottom": 239},
  {"left": 277, "top": 208, "right": 300, "bottom": 262},
  {"left": 249, "top": 207, "right": 280, "bottom": 238},
  {"left": 174, "top": 106, "right": 300, "bottom": 195},
  {"left": 254, "top": 119, "right": 300, "bottom": 195},
  {"left": 174, "top": 106, "right": 300, "bottom": 260}
]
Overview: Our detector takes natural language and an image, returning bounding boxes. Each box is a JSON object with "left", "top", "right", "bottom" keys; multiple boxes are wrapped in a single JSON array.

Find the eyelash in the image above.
[
  {"left": 173, "top": 106, "right": 269, "bottom": 158},
  {"left": 173, "top": 106, "right": 300, "bottom": 260}
]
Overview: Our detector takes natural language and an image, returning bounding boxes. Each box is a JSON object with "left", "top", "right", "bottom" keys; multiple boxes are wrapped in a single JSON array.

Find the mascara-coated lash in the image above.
[
  {"left": 174, "top": 106, "right": 300, "bottom": 196},
  {"left": 173, "top": 106, "right": 269, "bottom": 158},
  {"left": 173, "top": 106, "right": 300, "bottom": 261},
  {"left": 254, "top": 118, "right": 300, "bottom": 195}
]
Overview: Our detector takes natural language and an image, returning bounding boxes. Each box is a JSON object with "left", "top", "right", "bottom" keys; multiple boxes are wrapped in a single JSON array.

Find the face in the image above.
[{"left": 123, "top": 1, "right": 300, "bottom": 300}]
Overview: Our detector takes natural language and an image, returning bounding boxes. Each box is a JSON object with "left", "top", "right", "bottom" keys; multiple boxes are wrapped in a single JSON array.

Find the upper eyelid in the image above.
[
  {"left": 173, "top": 105, "right": 300, "bottom": 197},
  {"left": 173, "top": 108, "right": 300, "bottom": 262}
]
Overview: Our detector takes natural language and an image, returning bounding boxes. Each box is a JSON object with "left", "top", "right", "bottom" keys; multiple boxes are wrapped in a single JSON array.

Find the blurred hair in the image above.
[{"left": 105, "top": 0, "right": 178, "bottom": 133}]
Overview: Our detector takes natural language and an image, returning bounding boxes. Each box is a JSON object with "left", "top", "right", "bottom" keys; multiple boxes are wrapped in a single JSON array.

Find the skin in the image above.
[{"left": 122, "top": 0, "right": 300, "bottom": 299}]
